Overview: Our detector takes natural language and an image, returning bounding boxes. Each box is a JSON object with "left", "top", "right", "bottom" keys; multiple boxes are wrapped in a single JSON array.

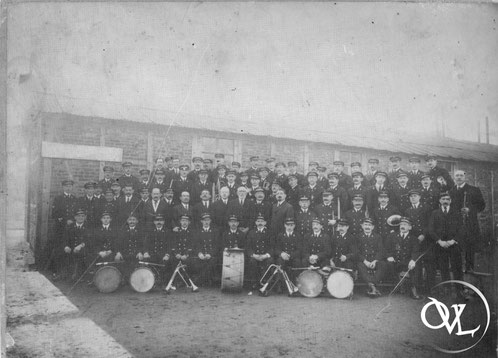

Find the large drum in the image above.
[
  {"left": 94, "top": 264, "right": 122, "bottom": 293},
  {"left": 221, "top": 248, "right": 245, "bottom": 292},
  {"left": 130, "top": 265, "right": 160, "bottom": 293},
  {"left": 297, "top": 270, "right": 323, "bottom": 298},
  {"left": 326, "top": 270, "right": 354, "bottom": 299}
]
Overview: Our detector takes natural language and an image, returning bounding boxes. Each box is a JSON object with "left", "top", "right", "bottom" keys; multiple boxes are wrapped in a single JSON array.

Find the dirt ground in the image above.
[{"left": 7, "top": 268, "right": 496, "bottom": 358}]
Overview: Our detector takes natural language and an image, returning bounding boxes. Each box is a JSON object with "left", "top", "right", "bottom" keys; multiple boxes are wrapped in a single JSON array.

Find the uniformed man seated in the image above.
[
  {"left": 171, "top": 214, "right": 196, "bottom": 273},
  {"left": 301, "top": 218, "right": 331, "bottom": 268},
  {"left": 115, "top": 214, "right": 145, "bottom": 281},
  {"left": 357, "top": 218, "right": 386, "bottom": 297},
  {"left": 192, "top": 213, "right": 220, "bottom": 286},
  {"left": 274, "top": 217, "right": 302, "bottom": 281},
  {"left": 63, "top": 208, "right": 92, "bottom": 280},
  {"left": 93, "top": 211, "right": 117, "bottom": 263},
  {"left": 246, "top": 214, "right": 274, "bottom": 289},
  {"left": 222, "top": 215, "right": 246, "bottom": 251},
  {"left": 143, "top": 214, "right": 172, "bottom": 284},
  {"left": 384, "top": 217, "right": 423, "bottom": 300},
  {"left": 329, "top": 218, "right": 357, "bottom": 271}
]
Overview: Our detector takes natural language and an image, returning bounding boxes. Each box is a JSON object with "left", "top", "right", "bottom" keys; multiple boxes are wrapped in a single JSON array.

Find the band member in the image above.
[
  {"left": 193, "top": 189, "right": 214, "bottom": 228},
  {"left": 99, "top": 166, "right": 115, "bottom": 193},
  {"left": 333, "top": 161, "right": 353, "bottom": 190},
  {"left": 143, "top": 214, "right": 172, "bottom": 283},
  {"left": 97, "top": 189, "right": 118, "bottom": 222},
  {"left": 78, "top": 182, "right": 97, "bottom": 227},
  {"left": 328, "top": 173, "right": 349, "bottom": 213},
  {"left": 215, "top": 164, "right": 228, "bottom": 189},
  {"left": 265, "top": 158, "right": 276, "bottom": 183},
  {"left": 214, "top": 153, "right": 225, "bottom": 167},
  {"left": 172, "top": 165, "right": 192, "bottom": 202},
  {"left": 248, "top": 174, "right": 262, "bottom": 200},
  {"left": 212, "top": 187, "right": 230, "bottom": 230},
  {"left": 420, "top": 174, "right": 440, "bottom": 211},
  {"left": 136, "top": 186, "right": 151, "bottom": 226},
  {"left": 288, "top": 161, "right": 306, "bottom": 187},
  {"left": 259, "top": 167, "right": 272, "bottom": 193},
  {"left": 49, "top": 179, "right": 77, "bottom": 278},
  {"left": 274, "top": 162, "right": 289, "bottom": 192},
  {"left": 246, "top": 156, "right": 260, "bottom": 178},
  {"left": 330, "top": 218, "right": 357, "bottom": 271},
  {"left": 171, "top": 215, "right": 196, "bottom": 274},
  {"left": 222, "top": 215, "right": 246, "bottom": 250},
  {"left": 365, "top": 158, "right": 380, "bottom": 186},
  {"left": 93, "top": 211, "right": 117, "bottom": 263},
  {"left": 139, "top": 169, "right": 151, "bottom": 188},
  {"left": 238, "top": 171, "right": 250, "bottom": 189},
  {"left": 250, "top": 188, "right": 272, "bottom": 228},
  {"left": 204, "top": 158, "right": 216, "bottom": 183},
  {"left": 192, "top": 213, "right": 220, "bottom": 286},
  {"left": 314, "top": 191, "right": 337, "bottom": 237},
  {"left": 367, "top": 171, "right": 390, "bottom": 213},
  {"left": 115, "top": 214, "right": 145, "bottom": 280},
  {"left": 111, "top": 182, "right": 122, "bottom": 200},
  {"left": 449, "top": 170, "right": 485, "bottom": 272},
  {"left": 302, "top": 218, "right": 331, "bottom": 267},
  {"left": 117, "top": 162, "right": 140, "bottom": 192},
  {"left": 287, "top": 174, "right": 301, "bottom": 211},
  {"left": 388, "top": 156, "right": 404, "bottom": 186},
  {"left": 344, "top": 194, "right": 367, "bottom": 238},
  {"left": 246, "top": 214, "right": 274, "bottom": 287},
  {"left": 295, "top": 196, "right": 317, "bottom": 237},
  {"left": 308, "top": 161, "right": 319, "bottom": 173},
  {"left": 187, "top": 157, "right": 204, "bottom": 182},
  {"left": 275, "top": 217, "right": 302, "bottom": 280},
  {"left": 347, "top": 172, "right": 369, "bottom": 208},
  {"left": 169, "top": 155, "right": 181, "bottom": 177},
  {"left": 316, "top": 167, "right": 329, "bottom": 190},
  {"left": 151, "top": 169, "right": 170, "bottom": 194},
  {"left": 93, "top": 183, "right": 105, "bottom": 203},
  {"left": 391, "top": 172, "right": 411, "bottom": 214},
  {"left": 425, "top": 155, "right": 455, "bottom": 190},
  {"left": 357, "top": 218, "right": 386, "bottom": 297},
  {"left": 407, "top": 157, "right": 424, "bottom": 189},
  {"left": 371, "top": 191, "right": 401, "bottom": 246},
  {"left": 116, "top": 183, "right": 140, "bottom": 227},
  {"left": 63, "top": 209, "right": 92, "bottom": 280},
  {"left": 226, "top": 186, "right": 254, "bottom": 232},
  {"left": 191, "top": 169, "right": 212, "bottom": 205},
  {"left": 428, "top": 192, "right": 464, "bottom": 284},
  {"left": 225, "top": 170, "right": 239, "bottom": 200},
  {"left": 301, "top": 171, "right": 323, "bottom": 210},
  {"left": 172, "top": 191, "right": 193, "bottom": 229},
  {"left": 231, "top": 161, "right": 242, "bottom": 174},
  {"left": 270, "top": 189, "right": 294, "bottom": 235},
  {"left": 385, "top": 217, "right": 423, "bottom": 299},
  {"left": 350, "top": 162, "right": 362, "bottom": 175},
  {"left": 162, "top": 188, "right": 176, "bottom": 229}
]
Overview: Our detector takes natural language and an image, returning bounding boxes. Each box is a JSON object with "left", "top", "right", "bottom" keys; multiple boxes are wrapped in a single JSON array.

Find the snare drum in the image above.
[
  {"left": 94, "top": 265, "right": 122, "bottom": 293},
  {"left": 297, "top": 270, "right": 323, "bottom": 298},
  {"left": 221, "top": 249, "right": 245, "bottom": 292},
  {"left": 130, "top": 265, "right": 160, "bottom": 293},
  {"left": 326, "top": 270, "right": 354, "bottom": 299}
]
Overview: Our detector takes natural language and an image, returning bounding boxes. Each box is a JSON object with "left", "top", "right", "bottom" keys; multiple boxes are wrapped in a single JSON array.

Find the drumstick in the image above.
[
  {"left": 138, "top": 261, "right": 166, "bottom": 267},
  {"left": 66, "top": 255, "right": 100, "bottom": 295}
]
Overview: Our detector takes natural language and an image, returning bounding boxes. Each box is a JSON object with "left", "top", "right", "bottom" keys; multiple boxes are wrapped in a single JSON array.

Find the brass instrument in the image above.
[
  {"left": 387, "top": 214, "right": 402, "bottom": 226},
  {"left": 165, "top": 261, "right": 199, "bottom": 293},
  {"left": 258, "top": 264, "right": 299, "bottom": 297}
]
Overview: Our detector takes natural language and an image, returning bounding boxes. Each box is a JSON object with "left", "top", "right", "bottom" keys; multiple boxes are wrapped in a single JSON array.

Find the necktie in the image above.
[{"left": 240, "top": 200, "right": 243, "bottom": 206}]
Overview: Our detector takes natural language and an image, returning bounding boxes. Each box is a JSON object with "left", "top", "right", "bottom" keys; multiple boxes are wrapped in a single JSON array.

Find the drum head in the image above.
[
  {"left": 130, "top": 267, "right": 156, "bottom": 293},
  {"left": 221, "top": 251, "right": 245, "bottom": 292},
  {"left": 326, "top": 270, "right": 354, "bottom": 299},
  {"left": 297, "top": 270, "right": 323, "bottom": 298},
  {"left": 94, "top": 266, "right": 121, "bottom": 293}
]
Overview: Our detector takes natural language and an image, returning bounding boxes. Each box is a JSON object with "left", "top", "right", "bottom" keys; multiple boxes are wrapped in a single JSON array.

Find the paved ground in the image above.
[{"left": 6, "top": 264, "right": 496, "bottom": 358}]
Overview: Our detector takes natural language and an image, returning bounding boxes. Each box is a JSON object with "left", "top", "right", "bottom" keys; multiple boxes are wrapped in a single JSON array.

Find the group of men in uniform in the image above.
[{"left": 49, "top": 153, "right": 485, "bottom": 298}]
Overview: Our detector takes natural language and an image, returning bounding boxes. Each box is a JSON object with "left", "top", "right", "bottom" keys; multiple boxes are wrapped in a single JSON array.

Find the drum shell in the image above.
[
  {"left": 94, "top": 265, "right": 122, "bottom": 293},
  {"left": 130, "top": 266, "right": 160, "bottom": 293},
  {"left": 297, "top": 270, "right": 323, "bottom": 298},
  {"left": 326, "top": 270, "right": 354, "bottom": 299},
  {"left": 221, "top": 249, "right": 245, "bottom": 292}
]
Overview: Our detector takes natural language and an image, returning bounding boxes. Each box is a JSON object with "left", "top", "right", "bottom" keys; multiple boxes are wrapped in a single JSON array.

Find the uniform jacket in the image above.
[
  {"left": 193, "top": 226, "right": 221, "bottom": 256},
  {"left": 330, "top": 231, "right": 357, "bottom": 263},
  {"left": 404, "top": 204, "right": 431, "bottom": 238},
  {"left": 390, "top": 184, "right": 411, "bottom": 215},
  {"left": 52, "top": 193, "right": 77, "bottom": 224},
  {"left": 301, "top": 185, "right": 324, "bottom": 209},
  {"left": 274, "top": 231, "right": 302, "bottom": 260},
  {"left": 246, "top": 227, "right": 274, "bottom": 256},
  {"left": 428, "top": 207, "right": 463, "bottom": 243},
  {"left": 420, "top": 185, "right": 440, "bottom": 211},
  {"left": 371, "top": 204, "right": 401, "bottom": 243},
  {"left": 314, "top": 203, "right": 336, "bottom": 236},
  {"left": 93, "top": 225, "right": 118, "bottom": 253},
  {"left": 64, "top": 222, "right": 93, "bottom": 250},
  {"left": 117, "top": 225, "right": 145, "bottom": 258},
  {"left": 357, "top": 232, "right": 384, "bottom": 262},
  {"left": 171, "top": 176, "right": 192, "bottom": 202},
  {"left": 408, "top": 170, "right": 425, "bottom": 189},
  {"left": 270, "top": 201, "right": 295, "bottom": 235},
  {"left": 77, "top": 196, "right": 97, "bottom": 226},
  {"left": 192, "top": 201, "right": 215, "bottom": 228},
  {"left": 249, "top": 200, "right": 272, "bottom": 229},
  {"left": 211, "top": 199, "right": 230, "bottom": 230},
  {"left": 384, "top": 231, "right": 419, "bottom": 263},
  {"left": 428, "top": 166, "right": 455, "bottom": 191},
  {"left": 226, "top": 198, "right": 255, "bottom": 229},
  {"left": 116, "top": 174, "right": 141, "bottom": 192},
  {"left": 295, "top": 209, "right": 317, "bottom": 237},
  {"left": 302, "top": 231, "right": 331, "bottom": 261},
  {"left": 190, "top": 180, "right": 213, "bottom": 204},
  {"left": 172, "top": 203, "right": 194, "bottom": 228},
  {"left": 144, "top": 226, "right": 171, "bottom": 259},
  {"left": 172, "top": 227, "right": 195, "bottom": 256},
  {"left": 337, "top": 172, "right": 354, "bottom": 190},
  {"left": 344, "top": 208, "right": 367, "bottom": 238},
  {"left": 222, "top": 229, "right": 246, "bottom": 249},
  {"left": 116, "top": 195, "right": 141, "bottom": 226}
]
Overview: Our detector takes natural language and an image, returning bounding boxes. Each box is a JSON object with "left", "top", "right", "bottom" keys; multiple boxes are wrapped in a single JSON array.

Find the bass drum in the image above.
[
  {"left": 221, "top": 249, "right": 245, "bottom": 293},
  {"left": 326, "top": 270, "right": 354, "bottom": 299},
  {"left": 297, "top": 270, "right": 323, "bottom": 298},
  {"left": 94, "top": 265, "right": 122, "bottom": 293},
  {"left": 130, "top": 266, "right": 160, "bottom": 293}
]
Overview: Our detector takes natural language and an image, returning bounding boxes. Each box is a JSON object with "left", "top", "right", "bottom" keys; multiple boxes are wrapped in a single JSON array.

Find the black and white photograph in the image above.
[{"left": 1, "top": 1, "right": 497, "bottom": 357}]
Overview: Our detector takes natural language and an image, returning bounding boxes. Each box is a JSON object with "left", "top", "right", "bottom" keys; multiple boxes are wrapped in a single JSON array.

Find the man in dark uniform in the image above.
[
  {"left": 170, "top": 215, "right": 197, "bottom": 289},
  {"left": 192, "top": 189, "right": 214, "bottom": 229},
  {"left": 212, "top": 187, "right": 230, "bottom": 231},
  {"left": 111, "top": 181, "right": 122, "bottom": 200},
  {"left": 226, "top": 186, "right": 254, "bottom": 232},
  {"left": 63, "top": 209, "right": 92, "bottom": 280},
  {"left": 143, "top": 214, "right": 173, "bottom": 284},
  {"left": 214, "top": 164, "right": 228, "bottom": 191},
  {"left": 391, "top": 172, "right": 411, "bottom": 215},
  {"left": 97, "top": 189, "right": 118, "bottom": 221},
  {"left": 366, "top": 171, "right": 390, "bottom": 214},
  {"left": 78, "top": 182, "right": 97, "bottom": 227},
  {"left": 248, "top": 173, "right": 263, "bottom": 200},
  {"left": 351, "top": 162, "right": 362, "bottom": 175},
  {"left": 273, "top": 162, "right": 289, "bottom": 192},
  {"left": 116, "top": 183, "right": 140, "bottom": 227},
  {"left": 371, "top": 191, "right": 401, "bottom": 246},
  {"left": 275, "top": 217, "right": 302, "bottom": 280},
  {"left": 187, "top": 157, "right": 204, "bottom": 182},
  {"left": 333, "top": 161, "right": 354, "bottom": 190},
  {"left": 172, "top": 164, "right": 192, "bottom": 203},
  {"left": 407, "top": 157, "right": 424, "bottom": 189},
  {"left": 139, "top": 169, "right": 151, "bottom": 188},
  {"left": 328, "top": 173, "right": 349, "bottom": 214},
  {"left": 330, "top": 218, "right": 357, "bottom": 271},
  {"left": 93, "top": 211, "right": 117, "bottom": 263},
  {"left": 266, "top": 157, "right": 277, "bottom": 183},
  {"left": 388, "top": 156, "right": 405, "bottom": 187},
  {"left": 214, "top": 153, "right": 225, "bottom": 168},
  {"left": 246, "top": 214, "right": 274, "bottom": 288},
  {"left": 231, "top": 161, "right": 242, "bottom": 175},
  {"left": 449, "top": 170, "right": 486, "bottom": 272},
  {"left": 49, "top": 179, "right": 78, "bottom": 278},
  {"left": 344, "top": 194, "right": 367, "bottom": 238},
  {"left": 317, "top": 166, "right": 329, "bottom": 190},
  {"left": 288, "top": 161, "right": 306, "bottom": 187},
  {"left": 365, "top": 159, "right": 380, "bottom": 187},
  {"left": 225, "top": 170, "right": 239, "bottom": 200},
  {"left": 172, "top": 191, "right": 193, "bottom": 229},
  {"left": 162, "top": 188, "right": 176, "bottom": 229},
  {"left": 302, "top": 218, "right": 331, "bottom": 267},
  {"left": 258, "top": 167, "right": 272, "bottom": 193},
  {"left": 301, "top": 171, "right": 323, "bottom": 210},
  {"left": 169, "top": 155, "right": 181, "bottom": 177},
  {"left": 429, "top": 192, "right": 464, "bottom": 284},
  {"left": 314, "top": 191, "right": 337, "bottom": 237},
  {"left": 308, "top": 161, "right": 319, "bottom": 173},
  {"left": 99, "top": 166, "right": 115, "bottom": 193},
  {"left": 426, "top": 155, "right": 455, "bottom": 191},
  {"left": 117, "top": 162, "right": 140, "bottom": 192},
  {"left": 246, "top": 156, "right": 260, "bottom": 178},
  {"left": 192, "top": 213, "right": 220, "bottom": 286},
  {"left": 238, "top": 171, "right": 250, "bottom": 189},
  {"left": 347, "top": 172, "right": 369, "bottom": 208},
  {"left": 357, "top": 218, "right": 386, "bottom": 297},
  {"left": 420, "top": 174, "right": 440, "bottom": 211},
  {"left": 115, "top": 214, "right": 145, "bottom": 281},
  {"left": 249, "top": 188, "right": 272, "bottom": 228},
  {"left": 270, "top": 189, "right": 294, "bottom": 236},
  {"left": 295, "top": 196, "right": 317, "bottom": 237},
  {"left": 385, "top": 217, "right": 422, "bottom": 299},
  {"left": 222, "top": 215, "right": 246, "bottom": 250},
  {"left": 287, "top": 174, "right": 301, "bottom": 211},
  {"left": 204, "top": 158, "right": 217, "bottom": 184},
  {"left": 136, "top": 186, "right": 151, "bottom": 227},
  {"left": 191, "top": 169, "right": 213, "bottom": 205}
]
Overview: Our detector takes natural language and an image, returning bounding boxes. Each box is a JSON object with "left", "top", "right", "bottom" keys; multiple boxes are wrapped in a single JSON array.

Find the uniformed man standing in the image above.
[
  {"left": 78, "top": 182, "right": 97, "bottom": 227},
  {"left": 172, "top": 191, "right": 193, "bottom": 229},
  {"left": 366, "top": 171, "right": 390, "bottom": 214},
  {"left": 226, "top": 186, "right": 254, "bottom": 232},
  {"left": 365, "top": 159, "right": 380, "bottom": 187},
  {"left": 249, "top": 188, "right": 272, "bottom": 228},
  {"left": 222, "top": 215, "right": 246, "bottom": 250},
  {"left": 191, "top": 169, "right": 213, "bottom": 204},
  {"left": 287, "top": 174, "right": 302, "bottom": 211},
  {"left": 328, "top": 173, "right": 349, "bottom": 214},
  {"left": 350, "top": 162, "right": 362, "bottom": 175},
  {"left": 420, "top": 174, "right": 440, "bottom": 211},
  {"left": 371, "top": 191, "right": 401, "bottom": 246},
  {"left": 192, "top": 213, "right": 221, "bottom": 286},
  {"left": 172, "top": 165, "right": 192, "bottom": 202},
  {"left": 170, "top": 215, "right": 197, "bottom": 284},
  {"left": 273, "top": 162, "right": 289, "bottom": 192},
  {"left": 295, "top": 196, "right": 317, "bottom": 238},
  {"left": 143, "top": 214, "right": 173, "bottom": 283},
  {"left": 347, "top": 172, "right": 369, "bottom": 208},
  {"left": 333, "top": 161, "right": 354, "bottom": 190},
  {"left": 388, "top": 156, "right": 405, "bottom": 187},
  {"left": 99, "top": 166, "right": 115, "bottom": 193},
  {"left": 317, "top": 166, "right": 329, "bottom": 190},
  {"left": 407, "top": 157, "right": 424, "bottom": 189},
  {"left": 225, "top": 170, "right": 239, "bottom": 200},
  {"left": 117, "top": 162, "right": 140, "bottom": 192},
  {"left": 188, "top": 157, "right": 204, "bottom": 182},
  {"left": 301, "top": 171, "right": 323, "bottom": 210},
  {"left": 139, "top": 169, "right": 151, "bottom": 188},
  {"left": 93, "top": 211, "right": 117, "bottom": 263},
  {"left": 270, "top": 189, "right": 295, "bottom": 236},
  {"left": 192, "top": 189, "right": 214, "bottom": 229},
  {"left": 425, "top": 155, "right": 455, "bottom": 191},
  {"left": 314, "top": 191, "right": 337, "bottom": 237},
  {"left": 288, "top": 161, "right": 306, "bottom": 187},
  {"left": 116, "top": 184, "right": 140, "bottom": 227},
  {"left": 274, "top": 218, "right": 302, "bottom": 280},
  {"left": 143, "top": 187, "right": 168, "bottom": 229},
  {"left": 344, "top": 194, "right": 367, "bottom": 238},
  {"left": 246, "top": 156, "right": 260, "bottom": 178},
  {"left": 391, "top": 172, "right": 411, "bottom": 215}
]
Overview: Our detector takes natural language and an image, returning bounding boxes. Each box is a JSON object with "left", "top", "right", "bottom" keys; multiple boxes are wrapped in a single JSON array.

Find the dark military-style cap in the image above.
[
  {"left": 198, "top": 169, "right": 208, "bottom": 175},
  {"left": 408, "top": 157, "right": 421, "bottom": 163},
  {"left": 312, "top": 218, "right": 322, "bottom": 224},
  {"left": 139, "top": 169, "right": 150, "bottom": 175},
  {"left": 164, "top": 188, "right": 174, "bottom": 194},
  {"left": 250, "top": 174, "right": 260, "bottom": 179},
  {"left": 104, "top": 189, "right": 114, "bottom": 195},
  {"left": 400, "top": 217, "right": 412, "bottom": 225},
  {"left": 439, "top": 191, "right": 450, "bottom": 198},
  {"left": 389, "top": 156, "right": 402, "bottom": 162},
  {"left": 179, "top": 164, "right": 190, "bottom": 171},
  {"left": 333, "top": 161, "right": 345, "bottom": 166},
  {"left": 317, "top": 166, "right": 327, "bottom": 172},
  {"left": 337, "top": 218, "right": 350, "bottom": 226},
  {"left": 232, "top": 161, "right": 241, "bottom": 167},
  {"left": 254, "top": 187, "right": 265, "bottom": 194},
  {"left": 425, "top": 155, "right": 437, "bottom": 161},
  {"left": 378, "top": 190, "right": 390, "bottom": 197},
  {"left": 368, "top": 158, "right": 379, "bottom": 164},
  {"left": 265, "top": 157, "right": 276, "bottom": 163},
  {"left": 249, "top": 156, "right": 259, "bottom": 161},
  {"left": 396, "top": 171, "right": 409, "bottom": 179},
  {"left": 200, "top": 213, "right": 211, "bottom": 220},
  {"left": 103, "top": 166, "right": 114, "bottom": 172},
  {"left": 288, "top": 174, "right": 297, "bottom": 180},
  {"left": 111, "top": 182, "right": 121, "bottom": 187},
  {"left": 216, "top": 164, "right": 227, "bottom": 170},
  {"left": 155, "top": 169, "right": 165, "bottom": 175},
  {"left": 327, "top": 172, "right": 339, "bottom": 179},
  {"left": 299, "top": 195, "right": 310, "bottom": 201},
  {"left": 84, "top": 182, "right": 96, "bottom": 189},
  {"left": 308, "top": 161, "right": 319, "bottom": 166},
  {"left": 203, "top": 158, "right": 213, "bottom": 164},
  {"left": 288, "top": 161, "right": 298, "bottom": 166},
  {"left": 307, "top": 171, "right": 318, "bottom": 177},
  {"left": 256, "top": 214, "right": 266, "bottom": 221},
  {"left": 101, "top": 211, "right": 112, "bottom": 218},
  {"left": 214, "top": 153, "right": 225, "bottom": 159},
  {"left": 139, "top": 186, "right": 150, "bottom": 193},
  {"left": 122, "top": 161, "right": 133, "bottom": 167},
  {"left": 192, "top": 157, "right": 203, "bottom": 162},
  {"left": 154, "top": 214, "right": 165, "bottom": 221},
  {"left": 284, "top": 217, "right": 295, "bottom": 224},
  {"left": 351, "top": 172, "right": 364, "bottom": 178},
  {"left": 228, "top": 215, "right": 239, "bottom": 222},
  {"left": 322, "top": 191, "right": 333, "bottom": 196},
  {"left": 374, "top": 171, "right": 388, "bottom": 178},
  {"left": 226, "top": 170, "right": 237, "bottom": 176},
  {"left": 239, "top": 171, "right": 248, "bottom": 177},
  {"left": 351, "top": 162, "right": 362, "bottom": 167},
  {"left": 75, "top": 209, "right": 86, "bottom": 216},
  {"left": 275, "top": 162, "right": 286, "bottom": 167},
  {"left": 62, "top": 180, "right": 74, "bottom": 186},
  {"left": 259, "top": 167, "right": 270, "bottom": 173},
  {"left": 362, "top": 217, "right": 374, "bottom": 225},
  {"left": 421, "top": 174, "right": 431, "bottom": 180},
  {"left": 408, "top": 189, "right": 421, "bottom": 196},
  {"left": 352, "top": 193, "right": 365, "bottom": 200},
  {"left": 179, "top": 214, "right": 191, "bottom": 221}
]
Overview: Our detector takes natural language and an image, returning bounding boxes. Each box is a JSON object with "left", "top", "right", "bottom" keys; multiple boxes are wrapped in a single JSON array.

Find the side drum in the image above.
[
  {"left": 130, "top": 266, "right": 160, "bottom": 293},
  {"left": 221, "top": 249, "right": 245, "bottom": 293},
  {"left": 94, "top": 265, "right": 122, "bottom": 293},
  {"left": 297, "top": 270, "right": 324, "bottom": 298}
]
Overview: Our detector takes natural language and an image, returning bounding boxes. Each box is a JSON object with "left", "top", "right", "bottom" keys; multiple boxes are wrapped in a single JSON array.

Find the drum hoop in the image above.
[
  {"left": 94, "top": 265, "right": 122, "bottom": 293},
  {"left": 130, "top": 266, "right": 157, "bottom": 293},
  {"left": 297, "top": 270, "right": 324, "bottom": 298},
  {"left": 326, "top": 270, "right": 354, "bottom": 298}
]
